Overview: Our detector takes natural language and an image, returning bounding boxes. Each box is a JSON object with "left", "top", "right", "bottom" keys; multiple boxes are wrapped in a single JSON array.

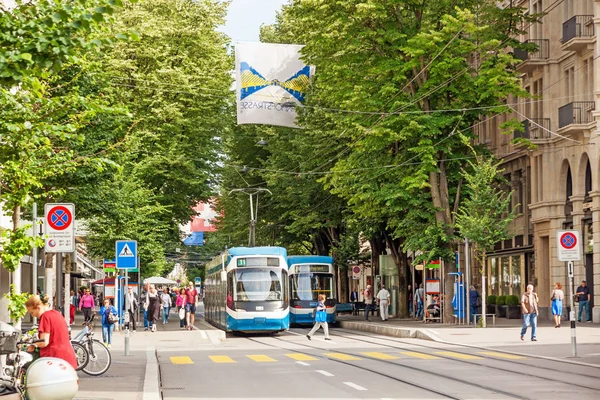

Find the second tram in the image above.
[
  {"left": 287, "top": 255, "right": 337, "bottom": 325},
  {"left": 204, "top": 246, "right": 289, "bottom": 332}
]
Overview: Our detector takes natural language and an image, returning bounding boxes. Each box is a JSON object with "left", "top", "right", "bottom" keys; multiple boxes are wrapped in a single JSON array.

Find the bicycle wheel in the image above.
[
  {"left": 71, "top": 340, "right": 89, "bottom": 371},
  {"left": 82, "top": 339, "right": 111, "bottom": 376}
]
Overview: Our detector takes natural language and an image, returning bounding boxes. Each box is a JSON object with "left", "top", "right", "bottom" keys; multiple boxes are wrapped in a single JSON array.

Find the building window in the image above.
[
  {"left": 566, "top": 166, "right": 573, "bottom": 200},
  {"left": 516, "top": 170, "right": 524, "bottom": 213},
  {"left": 563, "top": 0, "right": 574, "bottom": 20},
  {"left": 531, "top": 0, "right": 543, "bottom": 39},
  {"left": 564, "top": 67, "right": 575, "bottom": 103},
  {"left": 583, "top": 59, "right": 594, "bottom": 102},
  {"left": 585, "top": 161, "right": 592, "bottom": 200},
  {"left": 585, "top": 222, "right": 593, "bottom": 254}
]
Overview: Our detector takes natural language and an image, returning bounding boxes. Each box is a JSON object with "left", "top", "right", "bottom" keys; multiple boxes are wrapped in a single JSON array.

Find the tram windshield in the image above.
[
  {"left": 234, "top": 268, "right": 287, "bottom": 302},
  {"left": 291, "top": 273, "right": 334, "bottom": 301}
]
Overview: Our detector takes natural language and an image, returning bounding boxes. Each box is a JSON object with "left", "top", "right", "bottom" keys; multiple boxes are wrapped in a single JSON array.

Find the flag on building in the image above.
[{"left": 235, "top": 42, "right": 314, "bottom": 128}]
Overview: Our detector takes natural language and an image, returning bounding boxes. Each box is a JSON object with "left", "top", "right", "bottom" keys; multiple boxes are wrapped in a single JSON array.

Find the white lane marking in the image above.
[
  {"left": 344, "top": 382, "right": 367, "bottom": 391},
  {"left": 296, "top": 361, "right": 311, "bottom": 366},
  {"left": 316, "top": 370, "right": 334, "bottom": 377},
  {"left": 199, "top": 330, "right": 207, "bottom": 339},
  {"left": 143, "top": 347, "right": 160, "bottom": 400}
]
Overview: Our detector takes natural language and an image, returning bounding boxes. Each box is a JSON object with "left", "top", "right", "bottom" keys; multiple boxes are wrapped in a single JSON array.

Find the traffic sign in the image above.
[
  {"left": 557, "top": 230, "right": 581, "bottom": 262},
  {"left": 104, "top": 258, "right": 116, "bottom": 273},
  {"left": 116, "top": 240, "right": 137, "bottom": 269},
  {"left": 44, "top": 203, "right": 75, "bottom": 252}
]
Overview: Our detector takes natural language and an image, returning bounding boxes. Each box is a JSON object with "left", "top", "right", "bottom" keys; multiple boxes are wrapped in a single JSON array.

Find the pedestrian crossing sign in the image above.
[{"left": 116, "top": 240, "right": 138, "bottom": 269}]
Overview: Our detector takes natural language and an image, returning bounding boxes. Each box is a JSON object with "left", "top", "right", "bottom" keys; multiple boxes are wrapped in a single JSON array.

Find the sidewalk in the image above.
[
  {"left": 337, "top": 314, "right": 600, "bottom": 347},
  {"left": 74, "top": 310, "right": 221, "bottom": 400}
]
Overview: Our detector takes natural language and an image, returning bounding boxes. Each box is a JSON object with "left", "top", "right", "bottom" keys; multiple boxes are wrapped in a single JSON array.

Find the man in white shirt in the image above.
[{"left": 376, "top": 284, "right": 391, "bottom": 321}]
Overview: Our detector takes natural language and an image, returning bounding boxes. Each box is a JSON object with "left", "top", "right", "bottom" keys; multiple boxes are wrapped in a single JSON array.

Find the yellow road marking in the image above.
[
  {"left": 170, "top": 356, "right": 194, "bottom": 364},
  {"left": 285, "top": 353, "right": 318, "bottom": 361},
  {"left": 247, "top": 354, "right": 277, "bottom": 362},
  {"left": 479, "top": 351, "right": 525, "bottom": 360},
  {"left": 360, "top": 352, "right": 399, "bottom": 360},
  {"left": 436, "top": 351, "right": 482, "bottom": 360},
  {"left": 401, "top": 351, "right": 440, "bottom": 360},
  {"left": 324, "top": 353, "right": 361, "bottom": 361},
  {"left": 209, "top": 355, "right": 236, "bottom": 363}
]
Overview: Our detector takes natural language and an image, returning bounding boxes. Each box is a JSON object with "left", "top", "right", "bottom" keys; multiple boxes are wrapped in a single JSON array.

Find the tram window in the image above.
[
  {"left": 234, "top": 268, "right": 284, "bottom": 301},
  {"left": 291, "top": 273, "right": 334, "bottom": 301}
]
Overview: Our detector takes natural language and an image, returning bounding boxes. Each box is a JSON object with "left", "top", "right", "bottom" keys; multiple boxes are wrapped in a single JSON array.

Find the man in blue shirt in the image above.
[{"left": 576, "top": 280, "right": 592, "bottom": 323}]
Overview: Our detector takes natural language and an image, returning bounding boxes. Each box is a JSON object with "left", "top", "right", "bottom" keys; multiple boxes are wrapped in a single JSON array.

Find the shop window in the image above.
[
  {"left": 501, "top": 257, "right": 511, "bottom": 296},
  {"left": 585, "top": 222, "right": 593, "bottom": 254},
  {"left": 511, "top": 256, "right": 523, "bottom": 297},
  {"left": 490, "top": 258, "right": 498, "bottom": 295}
]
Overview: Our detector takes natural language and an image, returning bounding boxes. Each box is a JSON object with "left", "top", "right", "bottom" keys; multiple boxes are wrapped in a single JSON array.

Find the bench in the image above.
[
  {"left": 336, "top": 303, "right": 353, "bottom": 315},
  {"left": 473, "top": 313, "right": 496, "bottom": 327}
]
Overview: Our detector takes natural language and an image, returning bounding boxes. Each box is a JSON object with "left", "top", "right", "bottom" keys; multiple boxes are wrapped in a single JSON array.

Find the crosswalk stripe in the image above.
[
  {"left": 209, "top": 355, "right": 236, "bottom": 363},
  {"left": 324, "top": 353, "right": 361, "bottom": 361},
  {"left": 479, "top": 351, "right": 525, "bottom": 360},
  {"left": 435, "top": 351, "right": 482, "bottom": 360},
  {"left": 400, "top": 351, "right": 440, "bottom": 360},
  {"left": 247, "top": 354, "right": 277, "bottom": 362},
  {"left": 170, "top": 356, "right": 194, "bottom": 364},
  {"left": 286, "top": 353, "right": 318, "bottom": 361},
  {"left": 360, "top": 352, "right": 399, "bottom": 360}
]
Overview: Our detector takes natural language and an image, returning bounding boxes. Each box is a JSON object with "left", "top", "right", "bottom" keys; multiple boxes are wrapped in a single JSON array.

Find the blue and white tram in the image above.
[
  {"left": 204, "top": 246, "right": 289, "bottom": 332},
  {"left": 287, "top": 255, "right": 337, "bottom": 325}
]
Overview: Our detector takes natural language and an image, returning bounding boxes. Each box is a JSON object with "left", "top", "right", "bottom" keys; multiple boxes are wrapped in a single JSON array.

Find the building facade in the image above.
[{"left": 479, "top": 0, "right": 599, "bottom": 321}]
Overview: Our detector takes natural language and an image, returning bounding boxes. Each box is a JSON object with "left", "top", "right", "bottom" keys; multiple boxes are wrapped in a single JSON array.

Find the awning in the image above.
[
  {"left": 91, "top": 277, "right": 116, "bottom": 285},
  {"left": 77, "top": 255, "right": 105, "bottom": 278},
  {"left": 184, "top": 231, "right": 204, "bottom": 246}
]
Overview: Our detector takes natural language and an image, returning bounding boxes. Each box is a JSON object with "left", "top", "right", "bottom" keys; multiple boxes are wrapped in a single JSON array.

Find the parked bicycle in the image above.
[{"left": 70, "top": 314, "right": 111, "bottom": 376}]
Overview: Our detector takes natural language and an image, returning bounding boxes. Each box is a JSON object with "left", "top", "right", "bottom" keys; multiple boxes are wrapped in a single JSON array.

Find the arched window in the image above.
[
  {"left": 585, "top": 161, "right": 592, "bottom": 199},
  {"left": 566, "top": 166, "right": 573, "bottom": 200}
]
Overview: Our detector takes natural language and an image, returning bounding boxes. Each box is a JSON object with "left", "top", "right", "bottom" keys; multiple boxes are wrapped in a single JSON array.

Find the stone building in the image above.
[{"left": 478, "top": 0, "right": 598, "bottom": 321}]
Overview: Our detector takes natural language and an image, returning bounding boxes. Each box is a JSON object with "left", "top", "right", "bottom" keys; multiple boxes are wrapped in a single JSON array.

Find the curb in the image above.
[{"left": 142, "top": 347, "right": 160, "bottom": 400}]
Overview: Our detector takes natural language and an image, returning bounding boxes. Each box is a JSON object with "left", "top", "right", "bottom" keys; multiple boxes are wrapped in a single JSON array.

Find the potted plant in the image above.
[
  {"left": 486, "top": 295, "right": 497, "bottom": 315},
  {"left": 495, "top": 295, "right": 507, "bottom": 318},
  {"left": 505, "top": 295, "right": 521, "bottom": 319}
]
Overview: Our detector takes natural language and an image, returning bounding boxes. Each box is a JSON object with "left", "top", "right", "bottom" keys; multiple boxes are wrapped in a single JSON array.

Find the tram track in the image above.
[
  {"left": 245, "top": 335, "right": 527, "bottom": 400},
  {"left": 331, "top": 327, "right": 600, "bottom": 382}
]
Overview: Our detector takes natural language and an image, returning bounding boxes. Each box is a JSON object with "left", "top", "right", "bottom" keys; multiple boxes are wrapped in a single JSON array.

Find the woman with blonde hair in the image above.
[
  {"left": 551, "top": 282, "right": 565, "bottom": 328},
  {"left": 25, "top": 295, "right": 78, "bottom": 369}
]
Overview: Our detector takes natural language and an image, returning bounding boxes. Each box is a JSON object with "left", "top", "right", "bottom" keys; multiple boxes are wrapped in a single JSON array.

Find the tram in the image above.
[
  {"left": 204, "top": 246, "right": 289, "bottom": 332},
  {"left": 287, "top": 255, "right": 337, "bottom": 325}
]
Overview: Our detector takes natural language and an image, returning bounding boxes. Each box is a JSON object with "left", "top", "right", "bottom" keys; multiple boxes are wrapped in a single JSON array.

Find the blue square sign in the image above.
[{"left": 116, "top": 240, "right": 137, "bottom": 269}]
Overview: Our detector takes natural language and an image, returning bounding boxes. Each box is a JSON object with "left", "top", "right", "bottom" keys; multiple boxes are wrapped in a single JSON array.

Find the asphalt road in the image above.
[{"left": 156, "top": 327, "right": 600, "bottom": 399}]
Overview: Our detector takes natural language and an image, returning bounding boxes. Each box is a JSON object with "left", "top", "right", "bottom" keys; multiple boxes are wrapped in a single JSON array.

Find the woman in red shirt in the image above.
[{"left": 25, "top": 295, "right": 78, "bottom": 369}]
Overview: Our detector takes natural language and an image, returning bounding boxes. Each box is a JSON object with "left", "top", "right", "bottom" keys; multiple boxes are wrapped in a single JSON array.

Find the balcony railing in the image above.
[
  {"left": 514, "top": 39, "right": 550, "bottom": 62},
  {"left": 515, "top": 118, "right": 551, "bottom": 140},
  {"left": 562, "top": 15, "right": 594, "bottom": 43},
  {"left": 559, "top": 102, "right": 595, "bottom": 128}
]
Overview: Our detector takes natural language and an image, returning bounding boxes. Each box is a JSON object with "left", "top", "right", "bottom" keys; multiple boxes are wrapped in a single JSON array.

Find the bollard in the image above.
[{"left": 124, "top": 327, "right": 130, "bottom": 356}]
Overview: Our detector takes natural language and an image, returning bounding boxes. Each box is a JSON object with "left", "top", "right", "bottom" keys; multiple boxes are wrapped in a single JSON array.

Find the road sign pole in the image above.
[{"left": 568, "top": 261, "right": 577, "bottom": 357}]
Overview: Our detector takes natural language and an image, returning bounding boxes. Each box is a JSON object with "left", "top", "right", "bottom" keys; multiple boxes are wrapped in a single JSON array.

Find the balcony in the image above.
[
  {"left": 515, "top": 118, "right": 552, "bottom": 140},
  {"left": 562, "top": 15, "right": 595, "bottom": 52},
  {"left": 558, "top": 101, "right": 595, "bottom": 129},
  {"left": 514, "top": 39, "right": 550, "bottom": 73}
]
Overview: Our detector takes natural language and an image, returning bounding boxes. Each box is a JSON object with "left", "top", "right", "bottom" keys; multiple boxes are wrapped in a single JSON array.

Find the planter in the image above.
[
  {"left": 486, "top": 304, "right": 496, "bottom": 315},
  {"left": 506, "top": 306, "right": 521, "bottom": 319},
  {"left": 495, "top": 304, "right": 507, "bottom": 318}
]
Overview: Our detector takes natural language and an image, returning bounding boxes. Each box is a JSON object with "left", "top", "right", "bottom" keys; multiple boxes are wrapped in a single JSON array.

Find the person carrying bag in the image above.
[{"left": 306, "top": 294, "right": 331, "bottom": 341}]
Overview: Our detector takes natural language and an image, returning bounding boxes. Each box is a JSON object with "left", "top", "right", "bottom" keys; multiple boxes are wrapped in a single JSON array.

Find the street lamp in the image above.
[{"left": 229, "top": 187, "right": 272, "bottom": 247}]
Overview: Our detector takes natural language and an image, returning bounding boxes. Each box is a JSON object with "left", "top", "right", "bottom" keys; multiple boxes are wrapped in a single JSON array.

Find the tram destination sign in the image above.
[{"left": 557, "top": 230, "right": 581, "bottom": 262}]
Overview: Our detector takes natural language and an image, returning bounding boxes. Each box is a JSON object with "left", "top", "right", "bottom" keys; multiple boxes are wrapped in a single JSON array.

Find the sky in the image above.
[{"left": 221, "top": 0, "right": 289, "bottom": 44}]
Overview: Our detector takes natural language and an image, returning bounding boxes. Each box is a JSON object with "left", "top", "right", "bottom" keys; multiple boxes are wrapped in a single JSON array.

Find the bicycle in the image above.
[
  {"left": 0, "top": 330, "right": 44, "bottom": 399},
  {"left": 70, "top": 314, "right": 111, "bottom": 376}
]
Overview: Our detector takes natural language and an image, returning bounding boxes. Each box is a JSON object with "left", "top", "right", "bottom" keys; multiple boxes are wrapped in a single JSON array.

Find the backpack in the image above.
[{"left": 475, "top": 294, "right": 482, "bottom": 307}]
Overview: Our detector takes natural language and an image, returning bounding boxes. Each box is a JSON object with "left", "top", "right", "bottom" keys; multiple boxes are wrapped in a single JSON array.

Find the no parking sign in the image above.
[
  {"left": 44, "top": 203, "right": 75, "bottom": 252},
  {"left": 557, "top": 230, "right": 581, "bottom": 262}
]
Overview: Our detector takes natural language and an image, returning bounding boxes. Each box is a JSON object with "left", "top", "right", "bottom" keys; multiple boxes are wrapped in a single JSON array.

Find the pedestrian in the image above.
[
  {"left": 363, "top": 285, "right": 373, "bottom": 321},
  {"left": 125, "top": 287, "right": 138, "bottom": 332},
  {"left": 415, "top": 283, "right": 424, "bottom": 320},
  {"left": 575, "top": 280, "right": 592, "bottom": 323},
  {"left": 161, "top": 288, "right": 172, "bottom": 324},
  {"left": 185, "top": 281, "right": 198, "bottom": 330},
  {"left": 141, "top": 283, "right": 150, "bottom": 331},
  {"left": 306, "top": 294, "right": 331, "bottom": 341},
  {"left": 376, "top": 284, "right": 391, "bottom": 321},
  {"left": 520, "top": 284, "right": 539, "bottom": 341},
  {"left": 469, "top": 285, "right": 480, "bottom": 323},
  {"left": 176, "top": 288, "right": 187, "bottom": 329},
  {"left": 100, "top": 299, "right": 118, "bottom": 348},
  {"left": 78, "top": 288, "right": 95, "bottom": 322},
  {"left": 350, "top": 289, "right": 358, "bottom": 303},
  {"left": 147, "top": 284, "right": 161, "bottom": 332},
  {"left": 25, "top": 294, "right": 78, "bottom": 369},
  {"left": 551, "top": 282, "right": 564, "bottom": 328},
  {"left": 69, "top": 290, "right": 78, "bottom": 325}
]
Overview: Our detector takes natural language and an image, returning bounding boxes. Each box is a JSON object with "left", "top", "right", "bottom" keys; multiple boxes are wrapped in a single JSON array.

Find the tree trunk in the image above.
[
  {"left": 384, "top": 232, "right": 408, "bottom": 318},
  {"left": 11, "top": 205, "right": 22, "bottom": 328}
]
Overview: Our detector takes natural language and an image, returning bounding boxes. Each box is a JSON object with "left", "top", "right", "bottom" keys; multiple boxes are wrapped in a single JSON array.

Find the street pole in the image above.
[
  {"left": 465, "top": 238, "right": 471, "bottom": 325},
  {"left": 229, "top": 188, "right": 272, "bottom": 248},
  {"left": 124, "top": 271, "right": 130, "bottom": 356},
  {"left": 32, "top": 203, "right": 38, "bottom": 325},
  {"left": 249, "top": 192, "right": 255, "bottom": 247},
  {"left": 57, "top": 252, "right": 63, "bottom": 318},
  {"left": 568, "top": 261, "right": 577, "bottom": 357},
  {"left": 482, "top": 275, "right": 487, "bottom": 328}
]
